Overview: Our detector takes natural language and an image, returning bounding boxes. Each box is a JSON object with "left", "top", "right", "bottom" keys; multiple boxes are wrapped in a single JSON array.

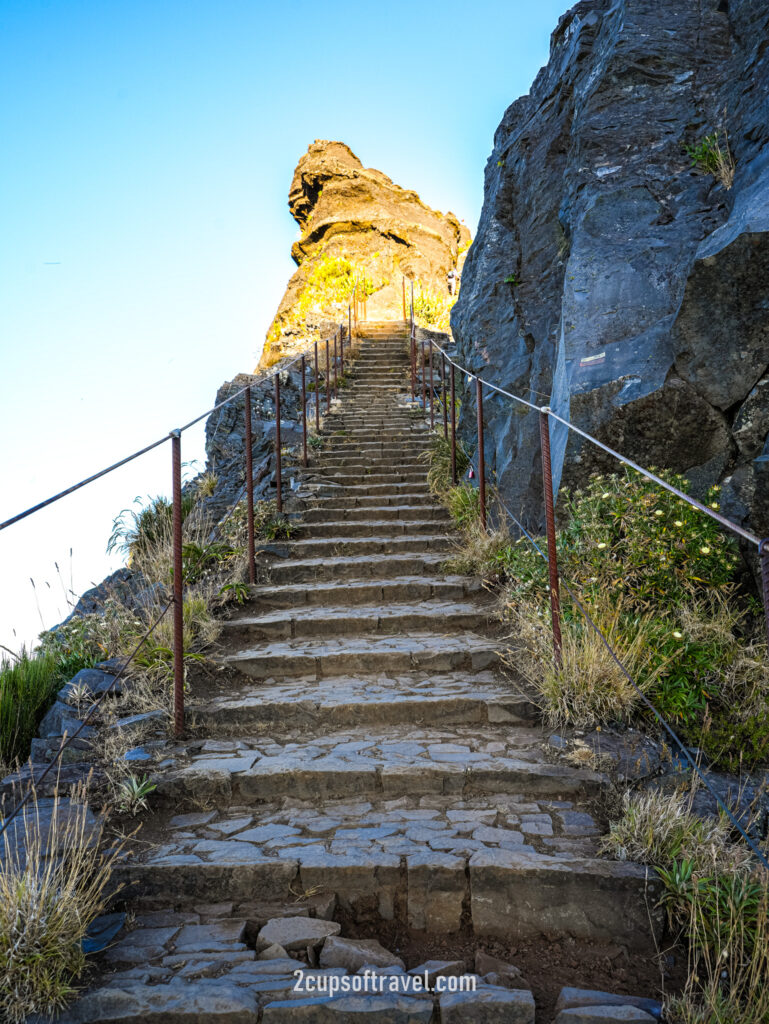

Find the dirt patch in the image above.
[{"left": 338, "top": 913, "right": 685, "bottom": 1023}]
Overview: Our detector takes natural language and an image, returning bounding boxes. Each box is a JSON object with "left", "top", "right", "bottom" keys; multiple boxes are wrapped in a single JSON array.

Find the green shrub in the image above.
[
  {"left": 220, "top": 499, "right": 294, "bottom": 545},
  {"left": 107, "top": 493, "right": 196, "bottom": 566},
  {"left": 685, "top": 130, "right": 735, "bottom": 189}
]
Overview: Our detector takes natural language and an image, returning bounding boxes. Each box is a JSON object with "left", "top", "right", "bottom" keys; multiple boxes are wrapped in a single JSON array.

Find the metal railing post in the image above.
[
  {"left": 348, "top": 303, "right": 353, "bottom": 347},
  {"left": 450, "top": 362, "right": 457, "bottom": 484},
  {"left": 170, "top": 429, "right": 184, "bottom": 738},
  {"left": 539, "top": 407, "right": 563, "bottom": 667},
  {"left": 314, "top": 341, "right": 320, "bottom": 431},
  {"left": 300, "top": 356, "right": 308, "bottom": 468},
  {"left": 333, "top": 332, "right": 338, "bottom": 398},
  {"left": 760, "top": 538, "right": 769, "bottom": 644},
  {"left": 429, "top": 341, "right": 434, "bottom": 429},
  {"left": 244, "top": 387, "right": 256, "bottom": 583},
  {"left": 325, "top": 339, "right": 331, "bottom": 413},
  {"left": 274, "top": 373, "right": 282, "bottom": 514},
  {"left": 441, "top": 353, "right": 448, "bottom": 440},
  {"left": 402, "top": 277, "right": 406, "bottom": 321},
  {"left": 421, "top": 342, "right": 426, "bottom": 409},
  {"left": 476, "top": 377, "right": 487, "bottom": 531}
]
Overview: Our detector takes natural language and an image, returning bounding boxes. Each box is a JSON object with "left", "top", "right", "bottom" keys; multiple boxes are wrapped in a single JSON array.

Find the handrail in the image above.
[
  {"left": 410, "top": 308, "right": 769, "bottom": 697},
  {"left": 1, "top": 320, "right": 356, "bottom": 737}
]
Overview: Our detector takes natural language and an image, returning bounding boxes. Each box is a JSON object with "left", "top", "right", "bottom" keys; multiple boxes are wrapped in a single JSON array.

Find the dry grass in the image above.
[
  {"left": 600, "top": 789, "right": 751, "bottom": 873},
  {"left": 506, "top": 596, "right": 669, "bottom": 729},
  {"left": 0, "top": 783, "right": 123, "bottom": 1023},
  {"left": 444, "top": 522, "right": 509, "bottom": 577}
]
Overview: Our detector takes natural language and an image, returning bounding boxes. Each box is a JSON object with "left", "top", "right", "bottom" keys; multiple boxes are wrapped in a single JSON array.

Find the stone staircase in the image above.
[{"left": 63, "top": 322, "right": 662, "bottom": 1022}]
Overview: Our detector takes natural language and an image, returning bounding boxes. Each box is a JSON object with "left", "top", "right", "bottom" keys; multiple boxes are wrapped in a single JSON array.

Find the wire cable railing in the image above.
[
  {"left": 1, "top": 293, "right": 362, "bottom": 739},
  {"left": 407, "top": 291, "right": 769, "bottom": 869}
]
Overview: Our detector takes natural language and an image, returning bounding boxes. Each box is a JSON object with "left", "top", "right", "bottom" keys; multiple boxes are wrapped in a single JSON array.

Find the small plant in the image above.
[
  {"left": 504, "top": 273, "right": 519, "bottom": 285},
  {"left": 180, "top": 540, "right": 235, "bottom": 584},
  {"left": 196, "top": 471, "right": 218, "bottom": 498},
  {"left": 219, "top": 581, "right": 250, "bottom": 605},
  {"left": 308, "top": 434, "right": 324, "bottom": 451},
  {"left": 116, "top": 773, "right": 157, "bottom": 816},
  {"left": 685, "top": 129, "right": 735, "bottom": 189}
]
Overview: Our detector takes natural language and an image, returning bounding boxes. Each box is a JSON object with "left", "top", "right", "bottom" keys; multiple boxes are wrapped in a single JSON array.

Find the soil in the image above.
[{"left": 339, "top": 914, "right": 687, "bottom": 1023}]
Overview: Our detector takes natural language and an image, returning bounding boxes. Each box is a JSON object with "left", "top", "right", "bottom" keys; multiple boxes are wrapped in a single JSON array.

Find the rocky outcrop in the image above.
[
  {"left": 452, "top": 0, "right": 769, "bottom": 539},
  {"left": 259, "top": 141, "right": 470, "bottom": 368}
]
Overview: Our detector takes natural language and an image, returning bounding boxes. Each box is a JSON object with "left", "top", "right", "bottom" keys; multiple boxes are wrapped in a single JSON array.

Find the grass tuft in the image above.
[{"left": 0, "top": 784, "right": 123, "bottom": 1023}]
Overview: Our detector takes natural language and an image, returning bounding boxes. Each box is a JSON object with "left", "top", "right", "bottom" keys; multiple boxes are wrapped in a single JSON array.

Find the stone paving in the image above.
[{"left": 56, "top": 323, "right": 662, "bottom": 1022}]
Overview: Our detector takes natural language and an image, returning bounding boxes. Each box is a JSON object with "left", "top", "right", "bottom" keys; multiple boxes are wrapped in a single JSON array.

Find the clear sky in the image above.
[{"left": 0, "top": 0, "right": 570, "bottom": 653}]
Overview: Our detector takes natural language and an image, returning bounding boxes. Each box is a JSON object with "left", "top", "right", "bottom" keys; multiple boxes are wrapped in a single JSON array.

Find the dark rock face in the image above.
[
  {"left": 452, "top": 0, "right": 769, "bottom": 538},
  {"left": 201, "top": 366, "right": 307, "bottom": 519}
]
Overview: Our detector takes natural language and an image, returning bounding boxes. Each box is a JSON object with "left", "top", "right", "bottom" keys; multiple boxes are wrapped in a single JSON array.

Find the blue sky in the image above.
[{"left": 0, "top": 0, "right": 569, "bottom": 652}]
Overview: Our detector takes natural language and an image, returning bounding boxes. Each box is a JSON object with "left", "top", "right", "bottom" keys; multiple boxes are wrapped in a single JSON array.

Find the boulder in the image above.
[
  {"left": 257, "top": 917, "right": 340, "bottom": 952},
  {"left": 319, "top": 935, "right": 404, "bottom": 972},
  {"left": 555, "top": 987, "right": 662, "bottom": 1020},
  {"left": 474, "top": 951, "right": 530, "bottom": 990}
]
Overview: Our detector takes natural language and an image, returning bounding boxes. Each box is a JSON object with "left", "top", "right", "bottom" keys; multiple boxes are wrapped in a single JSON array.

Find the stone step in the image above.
[
  {"left": 278, "top": 535, "right": 450, "bottom": 560},
  {"left": 311, "top": 457, "right": 426, "bottom": 471},
  {"left": 311, "top": 481, "right": 431, "bottom": 498},
  {"left": 294, "top": 518, "right": 448, "bottom": 538},
  {"left": 247, "top": 574, "right": 483, "bottom": 609},
  {"left": 193, "top": 669, "right": 535, "bottom": 733},
  {"left": 220, "top": 629, "right": 499, "bottom": 680},
  {"left": 262, "top": 552, "right": 447, "bottom": 583},
  {"left": 313, "top": 437, "right": 429, "bottom": 449},
  {"left": 154, "top": 725, "right": 606, "bottom": 810},
  {"left": 222, "top": 598, "right": 492, "bottom": 642},
  {"left": 310, "top": 468, "right": 427, "bottom": 483},
  {"left": 300, "top": 505, "right": 448, "bottom": 523},
  {"left": 304, "top": 493, "right": 440, "bottom": 509}
]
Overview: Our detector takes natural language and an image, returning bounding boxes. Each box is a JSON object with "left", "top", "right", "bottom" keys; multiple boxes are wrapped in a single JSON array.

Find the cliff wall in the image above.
[{"left": 452, "top": 0, "right": 769, "bottom": 538}]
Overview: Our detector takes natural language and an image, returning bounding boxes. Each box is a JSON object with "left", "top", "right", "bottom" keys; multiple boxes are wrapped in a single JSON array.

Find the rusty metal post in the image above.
[
  {"left": 274, "top": 373, "right": 282, "bottom": 514},
  {"left": 333, "top": 332, "right": 338, "bottom": 398},
  {"left": 300, "top": 355, "right": 308, "bottom": 468},
  {"left": 476, "top": 378, "right": 487, "bottom": 531},
  {"left": 325, "top": 339, "right": 331, "bottom": 414},
  {"left": 450, "top": 363, "right": 457, "bottom": 484},
  {"left": 539, "top": 407, "right": 563, "bottom": 667},
  {"left": 760, "top": 539, "right": 769, "bottom": 644},
  {"left": 410, "top": 323, "right": 416, "bottom": 401},
  {"left": 170, "top": 430, "right": 184, "bottom": 738},
  {"left": 244, "top": 387, "right": 256, "bottom": 584},
  {"left": 441, "top": 354, "right": 448, "bottom": 440},
  {"left": 420, "top": 342, "right": 426, "bottom": 409},
  {"left": 402, "top": 277, "right": 406, "bottom": 320},
  {"left": 429, "top": 341, "right": 434, "bottom": 428},
  {"left": 314, "top": 341, "right": 320, "bottom": 431}
]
